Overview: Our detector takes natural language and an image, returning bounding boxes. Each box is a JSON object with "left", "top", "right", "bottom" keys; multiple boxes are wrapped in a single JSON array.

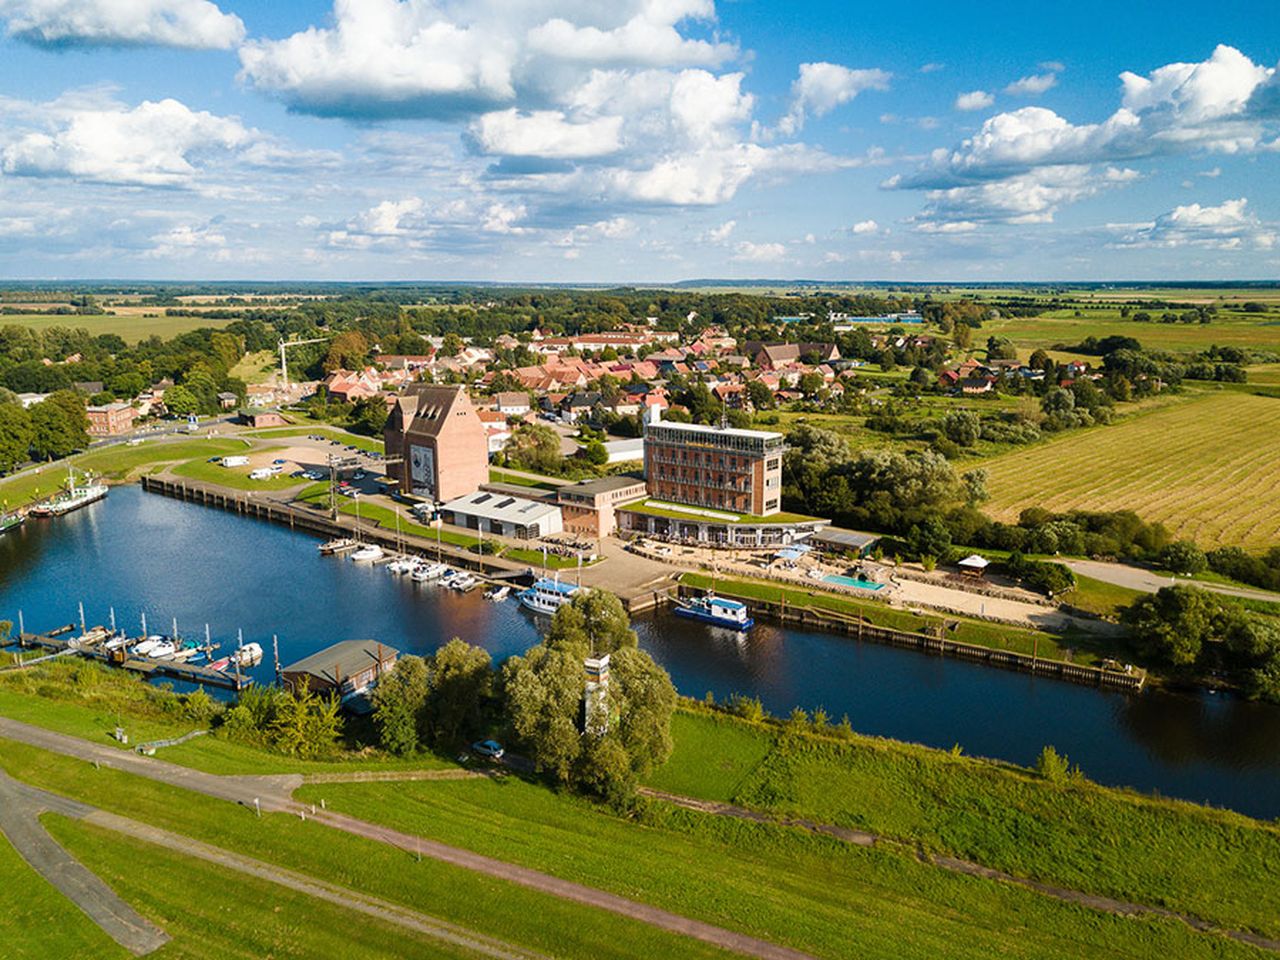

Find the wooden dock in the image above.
[
  {"left": 676, "top": 585, "right": 1146, "bottom": 693},
  {"left": 11, "top": 629, "right": 252, "bottom": 691}
]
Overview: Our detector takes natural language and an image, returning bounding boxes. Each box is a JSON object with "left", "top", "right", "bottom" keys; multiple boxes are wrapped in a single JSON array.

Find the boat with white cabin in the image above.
[
  {"left": 350, "top": 544, "right": 384, "bottom": 563},
  {"left": 674, "top": 593, "right": 754, "bottom": 631},
  {"left": 29, "top": 468, "right": 108, "bottom": 518},
  {"left": 517, "top": 577, "right": 579, "bottom": 615},
  {"left": 485, "top": 585, "right": 511, "bottom": 602}
]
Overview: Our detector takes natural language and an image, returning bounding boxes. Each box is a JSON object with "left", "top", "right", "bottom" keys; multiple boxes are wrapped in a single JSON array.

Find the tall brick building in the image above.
[
  {"left": 384, "top": 385, "right": 489, "bottom": 502},
  {"left": 644, "top": 419, "right": 785, "bottom": 516}
]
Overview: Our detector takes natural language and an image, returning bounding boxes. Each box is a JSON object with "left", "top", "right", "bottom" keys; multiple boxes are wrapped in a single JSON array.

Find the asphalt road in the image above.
[{"left": 1062, "top": 558, "right": 1280, "bottom": 604}]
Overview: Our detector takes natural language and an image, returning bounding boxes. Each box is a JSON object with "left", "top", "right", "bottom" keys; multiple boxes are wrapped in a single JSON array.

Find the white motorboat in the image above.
[
  {"left": 350, "top": 544, "right": 384, "bottom": 563},
  {"left": 450, "top": 574, "right": 477, "bottom": 591},
  {"left": 232, "top": 642, "right": 263, "bottom": 667},
  {"left": 439, "top": 569, "right": 459, "bottom": 586},
  {"left": 485, "top": 585, "right": 511, "bottom": 602},
  {"left": 130, "top": 635, "right": 166, "bottom": 657},
  {"left": 387, "top": 556, "right": 415, "bottom": 574},
  {"left": 146, "top": 638, "right": 178, "bottom": 660},
  {"left": 517, "top": 577, "right": 579, "bottom": 615},
  {"left": 412, "top": 562, "right": 448, "bottom": 582}
]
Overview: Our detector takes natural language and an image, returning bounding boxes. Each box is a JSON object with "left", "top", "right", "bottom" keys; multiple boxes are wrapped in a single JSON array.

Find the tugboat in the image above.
[
  {"left": 29, "top": 467, "right": 108, "bottom": 518},
  {"left": 517, "top": 576, "right": 579, "bottom": 615},
  {"left": 674, "top": 593, "right": 754, "bottom": 631}
]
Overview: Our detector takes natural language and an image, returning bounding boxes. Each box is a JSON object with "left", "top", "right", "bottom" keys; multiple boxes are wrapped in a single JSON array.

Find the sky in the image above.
[{"left": 0, "top": 0, "right": 1276, "bottom": 282}]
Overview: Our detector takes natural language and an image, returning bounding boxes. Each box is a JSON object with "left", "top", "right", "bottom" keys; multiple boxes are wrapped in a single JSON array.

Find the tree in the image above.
[
  {"left": 503, "top": 590, "right": 675, "bottom": 802},
  {"left": 426, "top": 639, "right": 492, "bottom": 749},
  {"left": 583, "top": 439, "right": 608, "bottom": 466},
  {"left": 745, "top": 380, "right": 774, "bottom": 411},
  {"left": 352, "top": 396, "right": 389, "bottom": 436},
  {"left": 439, "top": 332, "right": 465, "bottom": 357},
  {"left": 323, "top": 331, "right": 370, "bottom": 373},
  {"left": 1159, "top": 540, "right": 1207, "bottom": 575},
  {"left": 0, "top": 403, "right": 34, "bottom": 474},
  {"left": 163, "top": 384, "right": 199, "bottom": 416},
  {"left": 1122, "top": 586, "right": 1226, "bottom": 668},
  {"left": 270, "top": 685, "right": 343, "bottom": 758},
  {"left": 940, "top": 410, "right": 980, "bottom": 446},
  {"left": 962, "top": 468, "right": 989, "bottom": 506},
  {"left": 29, "top": 400, "right": 83, "bottom": 461},
  {"left": 906, "top": 516, "right": 952, "bottom": 563},
  {"left": 372, "top": 655, "right": 429, "bottom": 755}
]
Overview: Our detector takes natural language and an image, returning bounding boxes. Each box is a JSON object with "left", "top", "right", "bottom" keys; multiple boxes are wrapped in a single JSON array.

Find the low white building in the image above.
[
  {"left": 439, "top": 490, "right": 563, "bottom": 539},
  {"left": 600, "top": 437, "right": 644, "bottom": 464}
]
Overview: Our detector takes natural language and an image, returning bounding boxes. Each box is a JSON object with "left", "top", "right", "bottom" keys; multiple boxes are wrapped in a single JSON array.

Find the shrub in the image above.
[
  {"left": 1160, "top": 540, "right": 1208, "bottom": 575},
  {"left": 1035, "top": 745, "right": 1074, "bottom": 783}
]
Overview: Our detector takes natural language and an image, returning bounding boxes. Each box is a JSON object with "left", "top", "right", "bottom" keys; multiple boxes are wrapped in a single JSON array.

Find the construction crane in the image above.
[{"left": 277, "top": 336, "right": 331, "bottom": 389}]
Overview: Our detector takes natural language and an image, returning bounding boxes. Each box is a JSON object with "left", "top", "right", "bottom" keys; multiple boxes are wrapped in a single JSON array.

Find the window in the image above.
[{"left": 765, "top": 498, "right": 779, "bottom": 511}]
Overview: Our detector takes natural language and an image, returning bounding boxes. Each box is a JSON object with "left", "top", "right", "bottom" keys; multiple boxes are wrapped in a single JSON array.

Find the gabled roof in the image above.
[{"left": 283, "top": 639, "right": 400, "bottom": 683}]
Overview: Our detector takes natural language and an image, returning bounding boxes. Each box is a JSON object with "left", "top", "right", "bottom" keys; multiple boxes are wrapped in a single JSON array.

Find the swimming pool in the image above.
[{"left": 823, "top": 574, "right": 884, "bottom": 591}]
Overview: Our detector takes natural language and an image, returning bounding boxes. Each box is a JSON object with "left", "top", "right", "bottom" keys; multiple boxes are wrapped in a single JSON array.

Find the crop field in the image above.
[
  {"left": 978, "top": 391, "right": 1280, "bottom": 549},
  {"left": 984, "top": 310, "right": 1280, "bottom": 352},
  {"left": 9, "top": 309, "right": 241, "bottom": 342}
]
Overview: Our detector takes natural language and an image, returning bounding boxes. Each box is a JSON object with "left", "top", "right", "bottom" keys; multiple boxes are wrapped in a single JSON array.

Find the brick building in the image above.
[
  {"left": 384, "top": 385, "right": 489, "bottom": 502},
  {"left": 643, "top": 419, "right": 785, "bottom": 516},
  {"left": 85, "top": 402, "right": 138, "bottom": 437},
  {"left": 556, "top": 475, "right": 648, "bottom": 538}
]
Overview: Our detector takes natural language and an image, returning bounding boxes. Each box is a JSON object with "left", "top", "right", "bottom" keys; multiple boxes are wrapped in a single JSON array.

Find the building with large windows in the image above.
[{"left": 642, "top": 419, "right": 785, "bottom": 516}]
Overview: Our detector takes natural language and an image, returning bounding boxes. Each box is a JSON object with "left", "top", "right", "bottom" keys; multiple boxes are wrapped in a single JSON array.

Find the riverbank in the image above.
[{"left": 0, "top": 664, "right": 1276, "bottom": 958}]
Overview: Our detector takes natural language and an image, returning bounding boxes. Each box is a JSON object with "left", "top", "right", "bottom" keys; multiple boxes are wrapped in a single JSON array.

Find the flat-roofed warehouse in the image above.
[{"left": 439, "top": 490, "right": 564, "bottom": 539}]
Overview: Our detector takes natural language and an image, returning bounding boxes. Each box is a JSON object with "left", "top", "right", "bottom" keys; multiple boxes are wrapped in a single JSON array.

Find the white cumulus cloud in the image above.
[
  {"left": 471, "top": 109, "right": 622, "bottom": 159},
  {"left": 1114, "top": 197, "right": 1275, "bottom": 250},
  {"left": 0, "top": 0, "right": 243, "bottom": 49},
  {"left": 1005, "top": 72, "right": 1058, "bottom": 96},
  {"left": 955, "top": 90, "right": 995, "bottom": 111},
  {"left": 777, "top": 61, "right": 891, "bottom": 135},
  {"left": 0, "top": 97, "right": 253, "bottom": 186},
  {"left": 732, "top": 240, "right": 785, "bottom": 262},
  {"left": 851, "top": 218, "right": 879, "bottom": 234}
]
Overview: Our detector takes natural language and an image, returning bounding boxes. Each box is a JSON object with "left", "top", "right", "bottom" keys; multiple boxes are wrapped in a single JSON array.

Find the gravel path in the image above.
[{"left": 1063, "top": 558, "right": 1280, "bottom": 604}]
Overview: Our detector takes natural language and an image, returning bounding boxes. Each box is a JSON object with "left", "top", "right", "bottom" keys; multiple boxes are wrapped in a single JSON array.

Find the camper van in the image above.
[
  {"left": 222, "top": 455, "right": 249, "bottom": 468},
  {"left": 249, "top": 465, "right": 283, "bottom": 480}
]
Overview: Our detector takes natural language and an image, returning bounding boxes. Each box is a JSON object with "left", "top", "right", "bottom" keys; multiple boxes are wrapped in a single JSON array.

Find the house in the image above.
[
  {"left": 216, "top": 391, "right": 238, "bottom": 410},
  {"left": 476, "top": 408, "right": 512, "bottom": 453},
  {"left": 324, "top": 368, "right": 383, "bottom": 403},
  {"left": 560, "top": 391, "right": 601, "bottom": 424},
  {"left": 959, "top": 378, "right": 994, "bottom": 395},
  {"left": 495, "top": 391, "right": 531, "bottom": 416},
  {"left": 85, "top": 402, "right": 138, "bottom": 437},
  {"left": 283, "top": 639, "right": 399, "bottom": 698},
  {"left": 384, "top": 384, "right": 489, "bottom": 502},
  {"left": 742, "top": 342, "right": 840, "bottom": 370}
]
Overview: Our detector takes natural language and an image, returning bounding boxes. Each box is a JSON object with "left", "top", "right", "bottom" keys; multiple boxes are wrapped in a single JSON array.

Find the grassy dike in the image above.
[{"left": 1, "top": 663, "right": 1277, "bottom": 955}]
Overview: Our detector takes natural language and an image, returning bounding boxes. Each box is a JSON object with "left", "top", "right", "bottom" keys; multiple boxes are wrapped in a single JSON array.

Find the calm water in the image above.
[{"left": 3, "top": 485, "right": 1279, "bottom": 819}]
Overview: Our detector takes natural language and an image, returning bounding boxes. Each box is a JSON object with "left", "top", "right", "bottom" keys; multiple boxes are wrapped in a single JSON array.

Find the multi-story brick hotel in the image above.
[{"left": 643, "top": 419, "right": 786, "bottom": 516}]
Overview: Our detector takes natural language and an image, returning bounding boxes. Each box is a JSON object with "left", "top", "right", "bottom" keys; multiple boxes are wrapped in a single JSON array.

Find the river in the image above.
[{"left": 2, "top": 485, "right": 1278, "bottom": 819}]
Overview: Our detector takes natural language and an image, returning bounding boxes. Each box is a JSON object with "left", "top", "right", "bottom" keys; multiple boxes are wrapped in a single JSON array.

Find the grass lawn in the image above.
[
  {"left": 1061, "top": 574, "right": 1144, "bottom": 618},
  {"left": 656, "top": 707, "right": 1280, "bottom": 942},
  {"left": 7, "top": 311, "right": 240, "bottom": 342},
  {"left": 680, "top": 572, "right": 1083, "bottom": 663},
  {"left": 227, "top": 349, "right": 278, "bottom": 385},
  {"left": 0, "top": 740, "right": 733, "bottom": 960},
  {"left": 244, "top": 426, "right": 385, "bottom": 453},
  {"left": 488, "top": 468, "right": 561, "bottom": 489},
  {"left": 976, "top": 390, "right": 1280, "bottom": 550},
  {"left": 298, "top": 764, "right": 1268, "bottom": 960},
  {"left": 40, "top": 816, "right": 472, "bottom": 960},
  {"left": 645, "top": 710, "right": 773, "bottom": 800},
  {"left": 171, "top": 453, "right": 302, "bottom": 492},
  {"left": 0, "top": 438, "right": 250, "bottom": 510},
  {"left": 985, "top": 310, "right": 1280, "bottom": 353},
  {"left": 0, "top": 830, "right": 124, "bottom": 960}
]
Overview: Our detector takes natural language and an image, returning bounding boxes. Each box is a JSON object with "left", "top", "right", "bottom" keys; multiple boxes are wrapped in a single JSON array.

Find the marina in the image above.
[{"left": 3, "top": 484, "right": 1280, "bottom": 819}]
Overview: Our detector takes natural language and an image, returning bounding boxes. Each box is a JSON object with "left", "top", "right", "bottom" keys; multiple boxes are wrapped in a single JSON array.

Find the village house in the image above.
[
  {"left": 495, "top": 391, "right": 532, "bottom": 416},
  {"left": 85, "top": 401, "right": 138, "bottom": 437}
]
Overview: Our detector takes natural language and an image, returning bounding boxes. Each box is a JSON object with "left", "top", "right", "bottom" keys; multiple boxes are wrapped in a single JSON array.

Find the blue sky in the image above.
[{"left": 0, "top": 0, "right": 1276, "bottom": 282}]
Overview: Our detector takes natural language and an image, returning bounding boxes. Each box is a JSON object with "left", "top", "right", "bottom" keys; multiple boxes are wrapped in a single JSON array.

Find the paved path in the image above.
[
  {"left": 1063, "top": 559, "right": 1280, "bottom": 604},
  {"left": 0, "top": 769, "right": 169, "bottom": 956},
  {"left": 0, "top": 718, "right": 812, "bottom": 960}
]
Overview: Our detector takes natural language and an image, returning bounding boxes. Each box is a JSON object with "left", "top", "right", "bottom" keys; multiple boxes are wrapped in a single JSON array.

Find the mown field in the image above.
[
  {"left": 985, "top": 310, "right": 1280, "bottom": 352},
  {"left": 8, "top": 310, "right": 240, "bottom": 342},
  {"left": 978, "top": 390, "right": 1280, "bottom": 550}
]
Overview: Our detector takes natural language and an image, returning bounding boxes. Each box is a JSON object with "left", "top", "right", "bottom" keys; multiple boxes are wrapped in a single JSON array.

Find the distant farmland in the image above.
[
  {"left": 6, "top": 309, "right": 241, "bottom": 342},
  {"left": 978, "top": 390, "right": 1280, "bottom": 551},
  {"left": 985, "top": 311, "right": 1280, "bottom": 353}
]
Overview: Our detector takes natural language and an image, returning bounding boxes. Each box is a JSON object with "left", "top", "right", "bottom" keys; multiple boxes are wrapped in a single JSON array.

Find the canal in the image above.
[{"left": 2, "top": 485, "right": 1279, "bottom": 819}]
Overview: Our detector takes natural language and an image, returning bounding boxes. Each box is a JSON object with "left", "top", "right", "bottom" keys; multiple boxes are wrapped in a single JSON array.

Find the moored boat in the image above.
[
  {"left": 517, "top": 577, "right": 579, "bottom": 615},
  {"left": 674, "top": 594, "right": 754, "bottom": 631},
  {"left": 0, "top": 513, "right": 24, "bottom": 535},
  {"left": 485, "top": 585, "right": 511, "bottom": 602},
  {"left": 29, "top": 468, "right": 108, "bottom": 518}
]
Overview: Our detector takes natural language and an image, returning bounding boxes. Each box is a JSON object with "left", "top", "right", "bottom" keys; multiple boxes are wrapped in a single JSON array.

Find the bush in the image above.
[
  {"left": 1035, "top": 745, "right": 1077, "bottom": 784},
  {"left": 1160, "top": 540, "right": 1208, "bottom": 575}
]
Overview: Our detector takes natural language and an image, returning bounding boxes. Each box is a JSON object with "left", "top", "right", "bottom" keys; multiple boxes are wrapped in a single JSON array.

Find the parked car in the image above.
[
  {"left": 207, "top": 456, "right": 222, "bottom": 463},
  {"left": 273, "top": 458, "right": 287, "bottom": 465},
  {"left": 471, "top": 739, "right": 504, "bottom": 760}
]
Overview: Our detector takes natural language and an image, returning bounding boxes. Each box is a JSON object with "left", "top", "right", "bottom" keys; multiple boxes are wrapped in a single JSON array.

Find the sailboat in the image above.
[
  {"left": 348, "top": 493, "right": 383, "bottom": 562},
  {"left": 29, "top": 466, "right": 108, "bottom": 518}
]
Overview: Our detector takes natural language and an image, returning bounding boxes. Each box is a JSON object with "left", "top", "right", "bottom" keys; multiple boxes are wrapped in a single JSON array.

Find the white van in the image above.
[
  {"left": 222, "top": 455, "right": 249, "bottom": 467},
  {"left": 249, "top": 467, "right": 274, "bottom": 480}
]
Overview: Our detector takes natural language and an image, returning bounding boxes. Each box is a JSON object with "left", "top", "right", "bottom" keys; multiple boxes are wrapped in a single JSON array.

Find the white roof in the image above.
[
  {"left": 646, "top": 420, "right": 784, "bottom": 441},
  {"left": 958, "top": 554, "right": 990, "bottom": 569},
  {"left": 442, "top": 490, "right": 561, "bottom": 526}
]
